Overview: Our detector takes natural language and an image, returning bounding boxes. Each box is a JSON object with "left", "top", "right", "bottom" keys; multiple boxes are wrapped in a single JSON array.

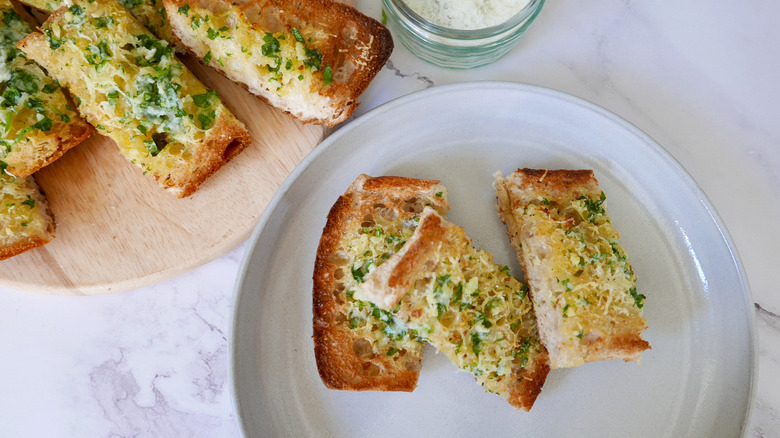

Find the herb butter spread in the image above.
[{"left": 403, "top": 0, "right": 531, "bottom": 30}]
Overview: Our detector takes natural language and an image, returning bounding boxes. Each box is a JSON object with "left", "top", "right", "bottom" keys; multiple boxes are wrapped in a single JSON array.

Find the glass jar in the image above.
[{"left": 382, "top": 0, "right": 545, "bottom": 69}]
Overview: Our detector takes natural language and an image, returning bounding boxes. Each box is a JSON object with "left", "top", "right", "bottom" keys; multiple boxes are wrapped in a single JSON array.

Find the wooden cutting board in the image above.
[{"left": 0, "top": 55, "right": 327, "bottom": 295}]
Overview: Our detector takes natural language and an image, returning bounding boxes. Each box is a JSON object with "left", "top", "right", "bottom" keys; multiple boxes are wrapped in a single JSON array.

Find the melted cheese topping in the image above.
[
  {"left": 0, "top": 173, "right": 51, "bottom": 246},
  {"left": 339, "top": 214, "right": 422, "bottom": 356},
  {"left": 28, "top": 0, "right": 234, "bottom": 179},
  {"left": 0, "top": 4, "right": 80, "bottom": 170},
  {"left": 519, "top": 192, "right": 644, "bottom": 343},
  {"left": 375, "top": 221, "right": 542, "bottom": 394},
  {"left": 170, "top": 3, "right": 334, "bottom": 120}
]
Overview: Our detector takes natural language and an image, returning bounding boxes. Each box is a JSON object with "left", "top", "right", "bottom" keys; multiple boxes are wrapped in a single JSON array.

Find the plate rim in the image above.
[{"left": 229, "top": 80, "right": 757, "bottom": 437}]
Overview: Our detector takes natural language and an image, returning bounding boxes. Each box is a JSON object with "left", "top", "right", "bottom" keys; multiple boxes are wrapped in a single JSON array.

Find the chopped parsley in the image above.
[
  {"left": 629, "top": 286, "right": 646, "bottom": 309},
  {"left": 21, "top": 195, "right": 35, "bottom": 208}
]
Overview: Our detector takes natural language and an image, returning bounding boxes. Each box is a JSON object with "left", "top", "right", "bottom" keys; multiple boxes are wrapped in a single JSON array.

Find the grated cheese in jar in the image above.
[{"left": 402, "top": 0, "right": 532, "bottom": 30}]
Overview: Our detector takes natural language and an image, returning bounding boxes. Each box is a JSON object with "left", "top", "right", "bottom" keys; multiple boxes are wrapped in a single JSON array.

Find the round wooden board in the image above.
[{"left": 0, "top": 56, "right": 326, "bottom": 295}]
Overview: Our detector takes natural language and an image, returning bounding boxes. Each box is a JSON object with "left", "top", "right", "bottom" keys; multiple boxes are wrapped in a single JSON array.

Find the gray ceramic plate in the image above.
[{"left": 231, "top": 82, "right": 755, "bottom": 437}]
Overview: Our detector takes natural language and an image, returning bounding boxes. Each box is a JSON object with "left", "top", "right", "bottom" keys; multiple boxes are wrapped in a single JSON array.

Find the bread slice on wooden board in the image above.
[
  {"left": 313, "top": 174, "right": 449, "bottom": 391},
  {"left": 18, "top": 0, "right": 251, "bottom": 197},
  {"left": 13, "top": 0, "right": 185, "bottom": 51},
  {"left": 0, "top": 173, "right": 54, "bottom": 260},
  {"left": 358, "top": 207, "right": 549, "bottom": 410},
  {"left": 495, "top": 168, "right": 650, "bottom": 369},
  {"left": 0, "top": 0, "right": 93, "bottom": 178},
  {"left": 163, "top": 0, "right": 393, "bottom": 127}
]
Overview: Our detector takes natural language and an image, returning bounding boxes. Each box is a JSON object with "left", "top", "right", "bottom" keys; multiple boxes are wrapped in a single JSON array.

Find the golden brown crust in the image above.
[
  {"left": 164, "top": 0, "right": 393, "bottom": 126},
  {"left": 0, "top": 234, "right": 50, "bottom": 260},
  {"left": 495, "top": 168, "right": 650, "bottom": 368},
  {"left": 313, "top": 174, "right": 448, "bottom": 391},
  {"left": 4, "top": 121, "right": 95, "bottom": 179},
  {"left": 507, "top": 168, "right": 600, "bottom": 205},
  {"left": 164, "top": 114, "right": 251, "bottom": 198}
]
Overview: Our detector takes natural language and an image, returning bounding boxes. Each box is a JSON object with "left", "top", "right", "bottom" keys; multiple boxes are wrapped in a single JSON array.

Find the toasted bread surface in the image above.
[
  {"left": 359, "top": 207, "right": 549, "bottom": 410},
  {"left": 164, "top": 0, "right": 393, "bottom": 126},
  {"left": 17, "top": 0, "right": 250, "bottom": 197},
  {"left": 14, "top": 0, "right": 184, "bottom": 50},
  {"left": 495, "top": 168, "right": 650, "bottom": 368},
  {"left": 0, "top": 0, "right": 93, "bottom": 178},
  {"left": 0, "top": 173, "right": 54, "bottom": 260},
  {"left": 313, "top": 174, "right": 449, "bottom": 391}
]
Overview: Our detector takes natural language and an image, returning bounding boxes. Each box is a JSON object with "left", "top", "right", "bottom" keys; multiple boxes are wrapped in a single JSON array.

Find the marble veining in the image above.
[{"left": 1, "top": 0, "right": 778, "bottom": 437}]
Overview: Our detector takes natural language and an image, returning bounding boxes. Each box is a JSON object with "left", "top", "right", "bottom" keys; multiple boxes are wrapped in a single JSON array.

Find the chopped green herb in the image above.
[
  {"left": 94, "top": 16, "right": 114, "bottom": 28},
  {"left": 322, "top": 65, "right": 332, "bottom": 86},
  {"left": 629, "top": 286, "right": 646, "bottom": 309},
  {"left": 177, "top": 3, "right": 189, "bottom": 15},
  {"left": 291, "top": 27, "right": 305, "bottom": 43},
  {"left": 21, "top": 196, "right": 35, "bottom": 208}
]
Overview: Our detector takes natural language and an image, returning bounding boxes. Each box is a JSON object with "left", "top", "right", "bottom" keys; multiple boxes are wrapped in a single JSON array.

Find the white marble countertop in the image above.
[{"left": 2, "top": 1, "right": 779, "bottom": 436}]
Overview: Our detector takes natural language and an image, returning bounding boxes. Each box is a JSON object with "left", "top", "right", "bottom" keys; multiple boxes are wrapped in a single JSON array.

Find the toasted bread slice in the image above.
[
  {"left": 13, "top": 0, "right": 184, "bottom": 51},
  {"left": 358, "top": 207, "right": 549, "bottom": 410},
  {"left": 0, "top": 173, "right": 54, "bottom": 260},
  {"left": 163, "top": 0, "right": 393, "bottom": 126},
  {"left": 18, "top": 0, "right": 250, "bottom": 197},
  {"left": 313, "top": 174, "right": 449, "bottom": 391},
  {"left": 0, "top": 0, "right": 93, "bottom": 178},
  {"left": 495, "top": 168, "right": 650, "bottom": 368}
]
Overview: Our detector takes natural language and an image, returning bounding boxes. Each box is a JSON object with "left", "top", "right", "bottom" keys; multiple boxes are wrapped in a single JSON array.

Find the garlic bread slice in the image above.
[
  {"left": 164, "top": 0, "right": 393, "bottom": 126},
  {"left": 359, "top": 207, "right": 549, "bottom": 410},
  {"left": 18, "top": 0, "right": 250, "bottom": 197},
  {"left": 495, "top": 168, "right": 650, "bottom": 368},
  {"left": 313, "top": 174, "right": 449, "bottom": 391}
]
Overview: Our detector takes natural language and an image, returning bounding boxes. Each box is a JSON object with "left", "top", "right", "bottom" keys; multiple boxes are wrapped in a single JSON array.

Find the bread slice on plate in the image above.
[
  {"left": 0, "top": 0, "right": 93, "bottom": 178},
  {"left": 358, "top": 207, "right": 549, "bottom": 410},
  {"left": 0, "top": 173, "right": 54, "bottom": 261},
  {"left": 18, "top": 0, "right": 251, "bottom": 197},
  {"left": 495, "top": 168, "right": 650, "bottom": 368},
  {"left": 163, "top": 0, "right": 393, "bottom": 126},
  {"left": 313, "top": 174, "right": 449, "bottom": 391}
]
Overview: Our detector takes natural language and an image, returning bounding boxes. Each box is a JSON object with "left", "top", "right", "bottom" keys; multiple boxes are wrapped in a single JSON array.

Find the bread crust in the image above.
[
  {"left": 4, "top": 121, "right": 95, "bottom": 179},
  {"left": 313, "top": 174, "right": 448, "bottom": 391},
  {"left": 164, "top": 0, "right": 393, "bottom": 126},
  {"left": 495, "top": 168, "right": 650, "bottom": 368}
]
